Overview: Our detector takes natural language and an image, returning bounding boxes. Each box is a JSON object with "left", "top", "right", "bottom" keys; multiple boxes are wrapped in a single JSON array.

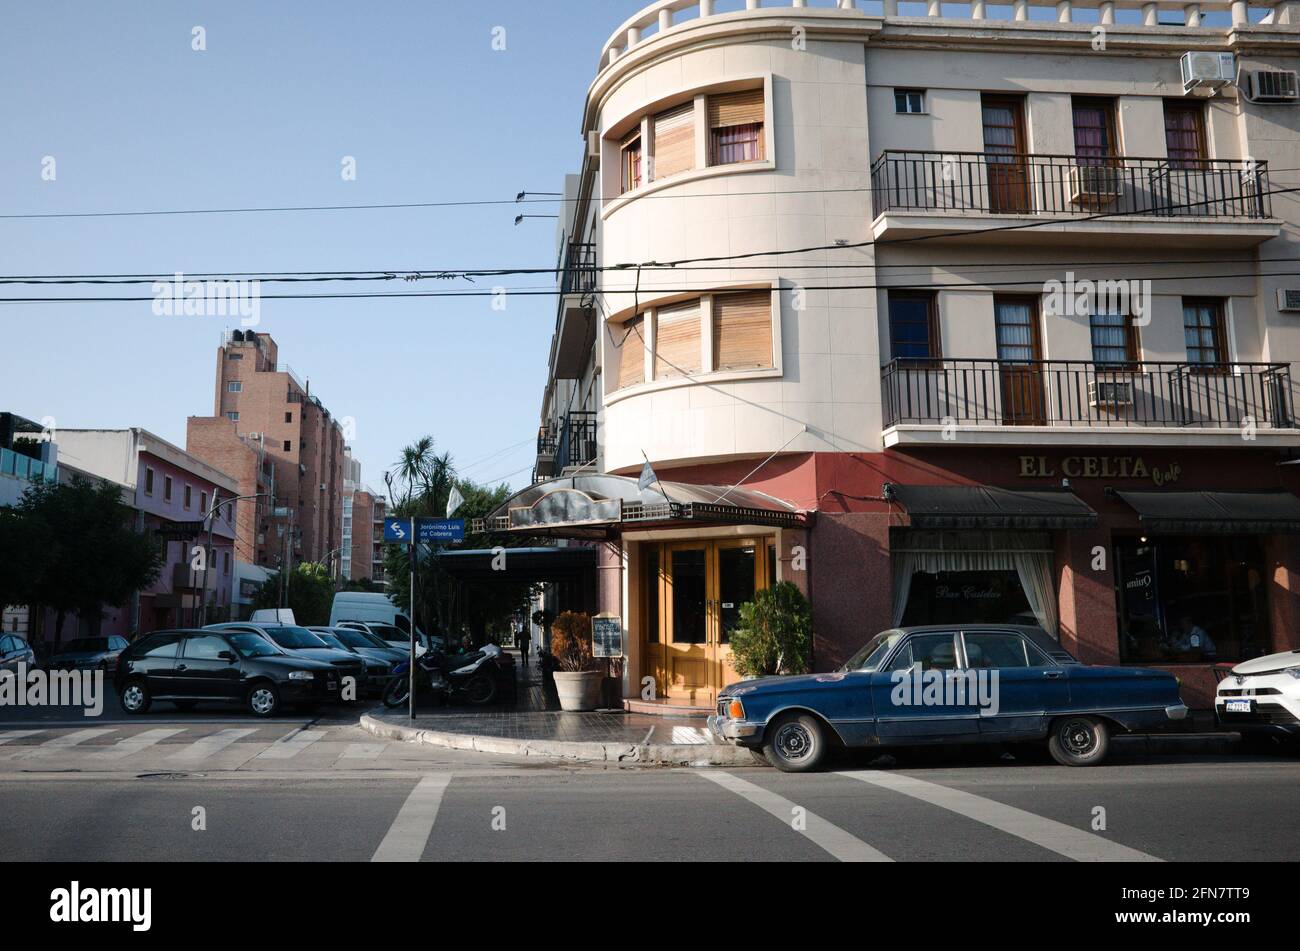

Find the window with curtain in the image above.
[
  {"left": 615, "top": 315, "right": 646, "bottom": 389},
  {"left": 1072, "top": 97, "right": 1116, "bottom": 165},
  {"left": 652, "top": 102, "right": 695, "bottom": 181},
  {"left": 994, "top": 297, "right": 1040, "bottom": 363},
  {"left": 709, "top": 89, "right": 765, "bottom": 165},
  {"left": 621, "top": 131, "right": 642, "bottom": 194},
  {"left": 1090, "top": 312, "right": 1140, "bottom": 367},
  {"left": 888, "top": 292, "right": 939, "bottom": 363},
  {"left": 1183, "top": 298, "right": 1228, "bottom": 365},
  {"left": 654, "top": 300, "right": 703, "bottom": 379},
  {"left": 713, "top": 290, "right": 773, "bottom": 371},
  {"left": 1163, "top": 101, "right": 1206, "bottom": 170}
]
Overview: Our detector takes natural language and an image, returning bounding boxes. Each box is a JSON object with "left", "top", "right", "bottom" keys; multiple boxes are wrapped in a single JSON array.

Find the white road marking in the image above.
[
  {"left": 255, "top": 729, "right": 327, "bottom": 760},
  {"left": 670, "top": 727, "right": 709, "bottom": 745},
  {"left": 91, "top": 728, "right": 184, "bottom": 760},
  {"left": 15, "top": 727, "right": 116, "bottom": 758},
  {"left": 371, "top": 773, "right": 452, "bottom": 862},
  {"left": 341, "top": 743, "right": 386, "bottom": 759},
  {"left": 0, "top": 730, "right": 44, "bottom": 746},
  {"left": 166, "top": 728, "right": 256, "bottom": 763},
  {"left": 838, "top": 770, "right": 1163, "bottom": 862},
  {"left": 698, "top": 770, "right": 893, "bottom": 862}
]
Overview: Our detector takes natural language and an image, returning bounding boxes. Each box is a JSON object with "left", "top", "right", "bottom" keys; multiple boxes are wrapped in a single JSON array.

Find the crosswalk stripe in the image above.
[
  {"left": 698, "top": 771, "right": 893, "bottom": 862},
  {"left": 91, "top": 728, "right": 185, "bottom": 760},
  {"left": 256, "top": 730, "right": 326, "bottom": 760},
  {"left": 166, "top": 728, "right": 256, "bottom": 763},
  {"left": 838, "top": 770, "right": 1162, "bottom": 862},
  {"left": 0, "top": 730, "right": 45, "bottom": 746},
  {"left": 372, "top": 774, "right": 452, "bottom": 862},
  {"left": 15, "top": 728, "right": 116, "bottom": 758},
  {"left": 342, "top": 743, "right": 386, "bottom": 759}
]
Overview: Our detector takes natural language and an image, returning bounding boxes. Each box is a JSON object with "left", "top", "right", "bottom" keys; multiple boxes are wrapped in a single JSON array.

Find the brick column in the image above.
[
  {"left": 1055, "top": 528, "right": 1118, "bottom": 665},
  {"left": 807, "top": 513, "right": 892, "bottom": 672},
  {"left": 1266, "top": 534, "right": 1300, "bottom": 653}
]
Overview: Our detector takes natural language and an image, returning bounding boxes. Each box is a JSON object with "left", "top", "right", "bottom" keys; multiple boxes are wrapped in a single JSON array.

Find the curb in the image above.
[{"left": 359, "top": 714, "right": 755, "bottom": 767}]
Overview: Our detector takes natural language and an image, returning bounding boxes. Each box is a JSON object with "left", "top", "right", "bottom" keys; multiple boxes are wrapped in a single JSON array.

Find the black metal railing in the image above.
[
  {"left": 871, "top": 151, "right": 1271, "bottom": 220},
  {"left": 560, "top": 242, "right": 597, "bottom": 296},
  {"left": 881, "top": 359, "right": 1294, "bottom": 429},
  {"left": 556, "top": 410, "right": 598, "bottom": 471}
]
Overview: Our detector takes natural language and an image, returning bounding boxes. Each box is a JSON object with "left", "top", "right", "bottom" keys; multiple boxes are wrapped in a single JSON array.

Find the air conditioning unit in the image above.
[
  {"left": 1180, "top": 52, "right": 1235, "bottom": 93},
  {"left": 1069, "top": 165, "right": 1122, "bottom": 206},
  {"left": 1277, "top": 289, "right": 1300, "bottom": 312},
  {"left": 246, "top": 432, "right": 260, "bottom": 440},
  {"left": 1089, "top": 379, "right": 1135, "bottom": 407},
  {"left": 1244, "top": 69, "right": 1300, "bottom": 103}
]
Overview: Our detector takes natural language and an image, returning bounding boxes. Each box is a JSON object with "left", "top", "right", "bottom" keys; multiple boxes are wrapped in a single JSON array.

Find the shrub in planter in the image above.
[
  {"left": 549, "top": 611, "right": 603, "bottom": 710},
  {"left": 729, "top": 581, "right": 812, "bottom": 678}
]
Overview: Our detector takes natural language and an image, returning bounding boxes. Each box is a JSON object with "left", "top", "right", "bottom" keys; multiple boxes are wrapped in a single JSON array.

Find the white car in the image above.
[{"left": 1215, "top": 649, "right": 1300, "bottom": 741}]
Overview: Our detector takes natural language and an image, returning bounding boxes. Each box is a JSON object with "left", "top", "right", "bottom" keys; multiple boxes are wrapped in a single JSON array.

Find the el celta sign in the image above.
[{"left": 1018, "top": 455, "right": 1182, "bottom": 486}]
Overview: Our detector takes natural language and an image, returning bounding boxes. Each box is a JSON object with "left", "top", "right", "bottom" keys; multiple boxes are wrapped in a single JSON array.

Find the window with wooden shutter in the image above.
[
  {"left": 654, "top": 300, "right": 702, "bottom": 379},
  {"left": 709, "top": 89, "right": 765, "bottom": 165},
  {"left": 652, "top": 103, "right": 695, "bottom": 181},
  {"left": 621, "top": 129, "right": 643, "bottom": 194},
  {"left": 616, "top": 315, "right": 646, "bottom": 389},
  {"left": 713, "top": 291, "right": 773, "bottom": 371}
]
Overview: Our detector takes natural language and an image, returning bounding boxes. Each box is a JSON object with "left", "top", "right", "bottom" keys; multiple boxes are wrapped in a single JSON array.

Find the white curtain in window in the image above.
[
  {"left": 891, "top": 552, "right": 919, "bottom": 626},
  {"left": 1012, "top": 549, "right": 1059, "bottom": 639}
]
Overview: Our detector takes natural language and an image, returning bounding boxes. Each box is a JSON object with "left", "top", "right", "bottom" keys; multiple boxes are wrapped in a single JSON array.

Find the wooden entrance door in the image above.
[
  {"left": 995, "top": 296, "right": 1046, "bottom": 425},
  {"left": 982, "top": 96, "right": 1030, "bottom": 213},
  {"left": 649, "top": 538, "right": 770, "bottom": 705}
]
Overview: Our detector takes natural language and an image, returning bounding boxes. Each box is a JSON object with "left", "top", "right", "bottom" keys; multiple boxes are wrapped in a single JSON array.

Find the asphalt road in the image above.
[{"left": 0, "top": 714, "right": 1296, "bottom": 862}]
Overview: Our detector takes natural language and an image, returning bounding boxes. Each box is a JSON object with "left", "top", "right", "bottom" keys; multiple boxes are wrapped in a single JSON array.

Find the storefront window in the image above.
[
  {"left": 1114, "top": 535, "right": 1269, "bottom": 664},
  {"left": 899, "top": 570, "right": 1034, "bottom": 627}
]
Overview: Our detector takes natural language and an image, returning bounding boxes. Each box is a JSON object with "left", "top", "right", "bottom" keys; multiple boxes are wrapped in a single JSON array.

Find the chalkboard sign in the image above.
[{"left": 592, "top": 614, "right": 624, "bottom": 659}]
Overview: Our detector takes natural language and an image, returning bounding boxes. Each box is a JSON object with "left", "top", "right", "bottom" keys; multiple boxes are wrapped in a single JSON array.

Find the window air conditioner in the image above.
[
  {"left": 1180, "top": 52, "right": 1235, "bottom": 93},
  {"left": 1244, "top": 69, "right": 1300, "bottom": 103},
  {"left": 1277, "top": 289, "right": 1300, "bottom": 312},
  {"left": 1089, "top": 379, "right": 1135, "bottom": 407},
  {"left": 1069, "top": 165, "right": 1122, "bottom": 206}
]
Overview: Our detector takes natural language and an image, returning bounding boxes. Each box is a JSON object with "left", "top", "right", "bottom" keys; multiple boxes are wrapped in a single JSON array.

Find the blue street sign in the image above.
[
  {"left": 383, "top": 518, "right": 413, "bottom": 543},
  {"left": 415, "top": 518, "right": 465, "bottom": 543}
]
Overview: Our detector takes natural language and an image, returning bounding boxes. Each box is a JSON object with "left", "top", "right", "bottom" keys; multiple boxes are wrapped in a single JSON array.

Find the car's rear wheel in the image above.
[
  {"left": 1047, "top": 715, "right": 1109, "bottom": 766},
  {"left": 246, "top": 682, "right": 280, "bottom": 718},
  {"left": 763, "top": 712, "right": 829, "bottom": 773},
  {"left": 120, "top": 679, "right": 151, "bottom": 715}
]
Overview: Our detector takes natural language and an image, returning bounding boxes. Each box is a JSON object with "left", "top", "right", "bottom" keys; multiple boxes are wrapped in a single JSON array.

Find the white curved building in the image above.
[{"left": 517, "top": 0, "right": 1300, "bottom": 712}]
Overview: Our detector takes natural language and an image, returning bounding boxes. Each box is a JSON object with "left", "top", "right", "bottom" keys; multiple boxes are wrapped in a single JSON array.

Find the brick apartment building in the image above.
[
  {"left": 341, "top": 448, "right": 386, "bottom": 583},
  {"left": 186, "top": 330, "right": 346, "bottom": 570}
]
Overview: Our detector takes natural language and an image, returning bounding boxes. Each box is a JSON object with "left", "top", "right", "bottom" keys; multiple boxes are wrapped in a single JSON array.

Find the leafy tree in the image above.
[
  {"left": 250, "top": 561, "right": 334, "bottom": 626},
  {"left": 0, "top": 506, "right": 53, "bottom": 613},
  {"left": 10, "top": 476, "right": 163, "bottom": 647},
  {"left": 729, "top": 581, "right": 813, "bottom": 677},
  {"left": 341, "top": 576, "right": 384, "bottom": 593}
]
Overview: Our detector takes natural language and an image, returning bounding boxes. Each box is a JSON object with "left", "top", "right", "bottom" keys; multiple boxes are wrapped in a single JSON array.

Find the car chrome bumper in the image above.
[{"left": 707, "top": 715, "right": 760, "bottom": 742}]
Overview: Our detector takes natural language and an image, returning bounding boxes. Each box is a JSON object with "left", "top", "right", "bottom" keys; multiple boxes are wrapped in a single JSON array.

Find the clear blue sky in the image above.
[{"left": 0, "top": 0, "right": 629, "bottom": 493}]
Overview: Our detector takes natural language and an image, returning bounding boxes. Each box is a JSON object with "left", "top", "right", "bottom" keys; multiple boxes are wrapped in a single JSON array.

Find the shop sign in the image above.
[
  {"left": 1018, "top": 455, "right": 1182, "bottom": 486},
  {"left": 592, "top": 613, "right": 624, "bottom": 659}
]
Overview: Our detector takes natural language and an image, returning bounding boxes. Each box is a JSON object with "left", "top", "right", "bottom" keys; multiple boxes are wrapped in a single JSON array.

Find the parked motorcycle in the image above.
[{"left": 382, "top": 644, "right": 505, "bottom": 708}]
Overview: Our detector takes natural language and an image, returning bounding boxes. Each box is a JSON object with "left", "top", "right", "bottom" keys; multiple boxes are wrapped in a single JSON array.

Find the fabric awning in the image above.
[
  {"left": 1110, "top": 489, "right": 1300, "bottom": 534},
  {"left": 884, "top": 484, "right": 1098, "bottom": 530},
  {"left": 477, "top": 473, "right": 809, "bottom": 537}
]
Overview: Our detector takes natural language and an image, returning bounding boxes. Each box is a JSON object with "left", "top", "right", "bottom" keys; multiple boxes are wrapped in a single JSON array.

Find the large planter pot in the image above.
[{"left": 553, "top": 670, "right": 604, "bottom": 712}]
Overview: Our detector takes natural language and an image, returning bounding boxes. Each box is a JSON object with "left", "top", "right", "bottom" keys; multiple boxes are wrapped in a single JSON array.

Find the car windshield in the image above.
[
  {"left": 228, "top": 633, "right": 279, "bottom": 658},
  {"left": 312, "top": 631, "right": 350, "bottom": 651},
  {"left": 368, "top": 624, "right": 404, "bottom": 640},
  {"left": 332, "top": 628, "right": 382, "bottom": 649},
  {"left": 266, "top": 626, "right": 328, "bottom": 649},
  {"left": 64, "top": 639, "right": 108, "bottom": 653},
  {"left": 840, "top": 632, "right": 905, "bottom": 672}
]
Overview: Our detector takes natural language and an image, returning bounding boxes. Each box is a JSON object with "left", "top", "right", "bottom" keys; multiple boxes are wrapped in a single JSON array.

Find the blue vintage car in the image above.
[{"left": 708, "top": 625, "right": 1188, "bottom": 772}]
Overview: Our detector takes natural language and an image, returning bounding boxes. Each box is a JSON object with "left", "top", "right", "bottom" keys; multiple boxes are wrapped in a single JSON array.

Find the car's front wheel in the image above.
[
  {"left": 246, "top": 682, "right": 280, "bottom": 718},
  {"left": 120, "top": 678, "right": 152, "bottom": 715},
  {"left": 763, "top": 712, "right": 829, "bottom": 773},
  {"left": 1047, "top": 715, "right": 1110, "bottom": 766}
]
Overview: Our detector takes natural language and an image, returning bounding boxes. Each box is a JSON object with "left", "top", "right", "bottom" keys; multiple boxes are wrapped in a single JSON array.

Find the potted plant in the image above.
[
  {"left": 729, "top": 581, "right": 813, "bottom": 678},
  {"left": 549, "top": 611, "right": 603, "bottom": 711}
]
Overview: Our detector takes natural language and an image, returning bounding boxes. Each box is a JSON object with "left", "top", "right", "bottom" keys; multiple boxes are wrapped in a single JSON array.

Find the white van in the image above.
[{"left": 328, "top": 593, "right": 434, "bottom": 647}]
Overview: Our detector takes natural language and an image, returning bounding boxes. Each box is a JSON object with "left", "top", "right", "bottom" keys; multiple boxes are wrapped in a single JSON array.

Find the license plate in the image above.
[{"left": 1225, "top": 699, "right": 1251, "bottom": 713}]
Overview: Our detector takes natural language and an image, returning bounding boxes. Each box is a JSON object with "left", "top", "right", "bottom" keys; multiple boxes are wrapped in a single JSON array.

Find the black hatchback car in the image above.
[
  {"left": 116, "top": 629, "right": 342, "bottom": 717},
  {"left": 206, "top": 623, "right": 368, "bottom": 701}
]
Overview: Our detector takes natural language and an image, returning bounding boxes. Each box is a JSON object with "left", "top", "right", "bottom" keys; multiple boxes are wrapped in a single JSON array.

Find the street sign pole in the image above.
[{"left": 409, "top": 519, "right": 416, "bottom": 722}]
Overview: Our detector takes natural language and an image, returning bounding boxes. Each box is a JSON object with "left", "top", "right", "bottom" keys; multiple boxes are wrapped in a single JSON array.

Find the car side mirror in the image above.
[{"left": 217, "top": 650, "right": 237, "bottom": 663}]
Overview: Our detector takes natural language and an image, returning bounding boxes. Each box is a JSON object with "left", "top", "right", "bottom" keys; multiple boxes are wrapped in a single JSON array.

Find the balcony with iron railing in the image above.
[
  {"left": 535, "top": 411, "right": 599, "bottom": 482},
  {"left": 881, "top": 358, "right": 1299, "bottom": 446},
  {"left": 870, "top": 151, "right": 1279, "bottom": 245},
  {"left": 550, "top": 242, "right": 599, "bottom": 381}
]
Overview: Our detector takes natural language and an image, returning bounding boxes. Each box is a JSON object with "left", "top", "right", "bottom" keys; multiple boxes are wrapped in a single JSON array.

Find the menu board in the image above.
[{"left": 592, "top": 614, "right": 624, "bottom": 659}]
